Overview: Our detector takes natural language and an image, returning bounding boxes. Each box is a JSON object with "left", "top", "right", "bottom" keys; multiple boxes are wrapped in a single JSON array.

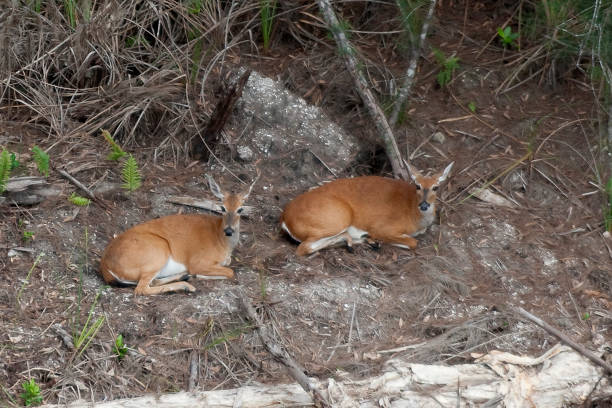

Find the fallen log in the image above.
[{"left": 40, "top": 343, "right": 611, "bottom": 407}]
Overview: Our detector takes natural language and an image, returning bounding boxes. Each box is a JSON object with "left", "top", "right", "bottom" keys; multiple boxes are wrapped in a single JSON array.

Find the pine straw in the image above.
[{"left": 0, "top": 1, "right": 264, "bottom": 164}]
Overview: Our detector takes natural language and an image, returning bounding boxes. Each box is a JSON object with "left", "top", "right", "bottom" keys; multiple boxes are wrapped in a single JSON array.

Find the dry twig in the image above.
[
  {"left": 239, "top": 296, "right": 331, "bottom": 407},
  {"left": 389, "top": 0, "right": 437, "bottom": 127},
  {"left": 56, "top": 167, "right": 110, "bottom": 209},
  {"left": 316, "top": 0, "right": 408, "bottom": 179},
  {"left": 515, "top": 307, "right": 612, "bottom": 374}
]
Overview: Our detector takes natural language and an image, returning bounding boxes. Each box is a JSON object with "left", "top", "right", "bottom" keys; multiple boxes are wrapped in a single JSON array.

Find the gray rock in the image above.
[
  {"left": 237, "top": 145, "right": 254, "bottom": 162},
  {"left": 432, "top": 131, "right": 445, "bottom": 144},
  {"left": 228, "top": 70, "right": 360, "bottom": 187}
]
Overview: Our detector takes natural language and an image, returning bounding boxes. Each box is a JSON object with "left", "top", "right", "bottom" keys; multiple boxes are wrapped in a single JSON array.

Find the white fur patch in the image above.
[
  {"left": 192, "top": 275, "right": 230, "bottom": 280},
  {"left": 281, "top": 221, "right": 301, "bottom": 242},
  {"left": 157, "top": 257, "right": 187, "bottom": 279},
  {"left": 347, "top": 226, "right": 369, "bottom": 242},
  {"left": 107, "top": 269, "right": 137, "bottom": 286},
  {"left": 391, "top": 243, "right": 413, "bottom": 249}
]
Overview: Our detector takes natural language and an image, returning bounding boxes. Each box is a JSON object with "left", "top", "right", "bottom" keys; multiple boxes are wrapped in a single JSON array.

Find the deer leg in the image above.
[
  {"left": 151, "top": 271, "right": 191, "bottom": 286},
  {"left": 372, "top": 232, "right": 418, "bottom": 249},
  {"left": 296, "top": 230, "right": 352, "bottom": 256},
  {"left": 189, "top": 261, "right": 235, "bottom": 280},
  {"left": 135, "top": 273, "right": 196, "bottom": 296}
]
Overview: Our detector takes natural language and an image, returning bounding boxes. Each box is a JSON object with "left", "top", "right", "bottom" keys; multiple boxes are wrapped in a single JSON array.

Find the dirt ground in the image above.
[{"left": 1, "top": 2, "right": 611, "bottom": 406}]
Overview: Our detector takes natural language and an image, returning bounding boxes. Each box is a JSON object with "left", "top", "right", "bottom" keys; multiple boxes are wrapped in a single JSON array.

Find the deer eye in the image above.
[
  {"left": 220, "top": 205, "right": 227, "bottom": 213},
  {"left": 432, "top": 186, "right": 439, "bottom": 191},
  {"left": 415, "top": 185, "right": 421, "bottom": 190},
  {"left": 237, "top": 208, "right": 243, "bottom": 214}
]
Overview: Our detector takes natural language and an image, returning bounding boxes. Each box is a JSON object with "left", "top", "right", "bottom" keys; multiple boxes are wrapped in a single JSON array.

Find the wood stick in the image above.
[
  {"left": 52, "top": 323, "right": 75, "bottom": 351},
  {"left": 515, "top": 307, "right": 612, "bottom": 374},
  {"left": 389, "top": 0, "right": 437, "bottom": 127},
  {"left": 166, "top": 196, "right": 254, "bottom": 216},
  {"left": 191, "top": 69, "right": 252, "bottom": 160},
  {"left": 56, "top": 167, "right": 110, "bottom": 209},
  {"left": 188, "top": 351, "right": 198, "bottom": 392},
  {"left": 316, "top": 0, "right": 408, "bottom": 180},
  {"left": 239, "top": 297, "right": 330, "bottom": 407}
]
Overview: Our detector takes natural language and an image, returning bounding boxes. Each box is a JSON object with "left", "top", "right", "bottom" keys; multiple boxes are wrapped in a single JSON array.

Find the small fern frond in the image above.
[
  {"left": 69, "top": 192, "right": 91, "bottom": 206},
  {"left": 31, "top": 145, "right": 50, "bottom": 177},
  {"left": 121, "top": 154, "right": 142, "bottom": 192},
  {"left": 101, "top": 129, "right": 126, "bottom": 161},
  {"left": 0, "top": 149, "right": 11, "bottom": 194}
]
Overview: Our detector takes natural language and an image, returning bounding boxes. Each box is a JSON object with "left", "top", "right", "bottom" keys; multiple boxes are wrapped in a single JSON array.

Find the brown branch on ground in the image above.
[
  {"left": 52, "top": 323, "right": 75, "bottom": 351},
  {"left": 239, "top": 296, "right": 331, "bottom": 407},
  {"left": 191, "top": 69, "right": 252, "bottom": 161},
  {"left": 55, "top": 167, "right": 111, "bottom": 210},
  {"left": 316, "top": 0, "right": 408, "bottom": 180},
  {"left": 188, "top": 351, "right": 198, "bottom": 392},
  {"left": 515, "top": 307, "right": 612, "bottom": 374}
]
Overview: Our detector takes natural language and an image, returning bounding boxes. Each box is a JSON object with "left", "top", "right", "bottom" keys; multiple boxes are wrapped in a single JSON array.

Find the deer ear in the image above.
[
  {"left": 243, "top": 169, "right": 261, "bottom": 200},
  {"left": 437, "top": 162, "right": 454, "bottom": 183},
  {"left": 206, "top": 174, "right": 225, "bottom": 200},
  {"left": 404, "top": 160, "right": 421, "bottom": 183}
]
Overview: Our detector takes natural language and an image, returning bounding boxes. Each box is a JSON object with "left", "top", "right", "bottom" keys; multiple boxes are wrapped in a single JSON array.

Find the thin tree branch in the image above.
[
  {"left": 515, "top": 307, "right": 612, "bottom": 374},
  {"left": 55, "top": 167, "right": 111, "bottom": 209},
  {"left": 316, "top": 0, "right": 408, "bottom": 179},
  {"left": 239, "top": 297, "right": 331, "bottom": 407},
  {"left": 389, "top": 0, "right": 437, "bottom": 128}
]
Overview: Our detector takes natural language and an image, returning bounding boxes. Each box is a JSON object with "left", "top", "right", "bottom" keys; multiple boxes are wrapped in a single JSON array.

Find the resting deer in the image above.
[
  {"left": 280, "top": 162, "right": 453, "bottom": 256},
  {"left": 100, "top": 175, "right": 257, "bottom": 295}
]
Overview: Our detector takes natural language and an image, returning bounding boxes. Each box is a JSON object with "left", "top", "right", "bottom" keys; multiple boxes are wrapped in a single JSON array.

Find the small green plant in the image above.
[
  {"left": 582, "top": 312, "right": 591, "bottom": 321},
  {"left": 432, "top": 48, "right": 459, "bottom": 87},
  {"left": 31, "top": 146, "right": 49, "bottom": 177},
  {"left": 605, "top": 177, "right": 612, "bottom": 231},
  {"left": 20, "top": 378, "right": 42, "bottom": 406},
  {"left": 101, "top": 130, "right": 127, "bottom": 161},
  {"left": 17, "top": 253, "right": 44, "bottom": 306},
  {"left": 68, "top": 193, "right": 91, "bottom": 207},
  {"left": 468, "top": 101, "right": 477, "bottom": 113},
  {"left": 64, "top": 0, "right": 77, "bottom": 28},
  {"left": 260, "top": 0, "right": 278, "bottom": 51},
  {"left": 497, "top": 26, "right": 519, "bottom": 48},
  {"left": 0, "top": 149, "right": 11, "bottom": 194},
  {"left": 396, "top": 0, "right": 428, "bottom": 51},
  {"left": 121, "top": 154, "right": 142, "bottom": 192},
  {"left": 22, "top": 231, "right": 34, "bottom": 242},
  {"left": 73, "top": 288, "right": 105, "bottom": 359},
  {"left": 188, "top": 0, "right": 203, "bottom": 14},
  {"left": 28, "top": 0, "right": 43, "bottom": 13},
  {"left": 10, "top": 152, "right": 19, "bottom": 170},
  {"left": 113, "top": 334, "right": 128, "bottom": 360}
]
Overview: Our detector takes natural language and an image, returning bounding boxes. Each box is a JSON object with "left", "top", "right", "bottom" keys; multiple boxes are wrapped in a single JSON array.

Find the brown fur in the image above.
[{"left": 281, "top": 163, "right": 453, "bottom": 256}]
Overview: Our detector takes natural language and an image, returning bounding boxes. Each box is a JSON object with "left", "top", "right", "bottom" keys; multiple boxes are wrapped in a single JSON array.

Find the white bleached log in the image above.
[{"left": 41, "top": 343, "right": 610, "bottom": 408}]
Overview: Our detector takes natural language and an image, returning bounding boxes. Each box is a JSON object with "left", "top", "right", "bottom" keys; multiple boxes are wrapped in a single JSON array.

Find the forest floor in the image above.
[{"left": 1, "top": 1, "right": 610, "bottom": 406}]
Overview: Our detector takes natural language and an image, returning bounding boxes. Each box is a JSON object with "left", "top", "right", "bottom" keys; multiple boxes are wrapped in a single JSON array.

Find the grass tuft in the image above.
[{"left": 0, "top": 149, "right": 11, "bottom": 194}]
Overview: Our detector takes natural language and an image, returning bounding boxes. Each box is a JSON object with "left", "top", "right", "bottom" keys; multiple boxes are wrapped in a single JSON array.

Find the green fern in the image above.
[
  {"left": 121, "top": 155, "right": 142, "bottom": 192},
  {"left": 0, "top": 149, "right": 11, "bottom": 194},
  {"left": 69, "top": 193, "right": 91, "bottom": 206},
  {"left": 31, "top": 146, "right": 49, "bottom": 177},
  {"left": 101, "top": 129, "right": 127, "bottom": 161}
]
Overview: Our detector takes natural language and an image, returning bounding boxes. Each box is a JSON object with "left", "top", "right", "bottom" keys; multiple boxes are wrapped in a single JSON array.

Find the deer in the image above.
[
  {"left": 280, "top": 162, "right": 453, "bottom": 256},
  {"left": 99, "top": 174, "right": 257, "bottom": 295}
]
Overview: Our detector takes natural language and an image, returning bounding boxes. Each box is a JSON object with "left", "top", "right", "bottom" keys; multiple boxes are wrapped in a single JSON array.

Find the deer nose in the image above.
[
  {"left": 224, "top": 227, "right": 234, "bottom": 236},
  {"left": 419, "top": 201, "right": 430, "bottom": 211}
]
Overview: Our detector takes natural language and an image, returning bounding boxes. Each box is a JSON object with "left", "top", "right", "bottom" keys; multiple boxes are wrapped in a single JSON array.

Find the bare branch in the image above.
[
  {"left": 389, "top": 0, "right": 437, "bottom": 127},
  {"left": 239, "top": 297, "right": 331, "bottom": 407},
  {"left": 316, "top": 0, "right": 408, "bottom": 179},
  {"left": 515, "top": 307, "right": 612, "bottom": 374}
]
